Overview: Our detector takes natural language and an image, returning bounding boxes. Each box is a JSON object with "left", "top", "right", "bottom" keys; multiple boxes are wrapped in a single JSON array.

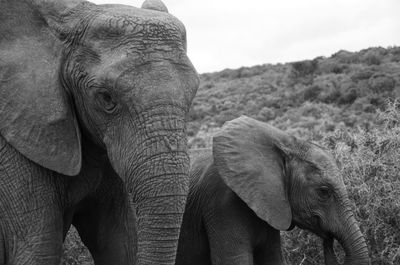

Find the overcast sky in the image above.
[{"left": 91, "top": 0, "right": 400, "bottom": 73}]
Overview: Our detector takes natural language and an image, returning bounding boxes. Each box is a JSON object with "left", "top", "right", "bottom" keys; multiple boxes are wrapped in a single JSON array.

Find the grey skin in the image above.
[
  {"left": 176, "top": 116, "right": 370, "bottom": 265},
  {"left": 0, "top": 0, "right": 198, "bottom": 264}
]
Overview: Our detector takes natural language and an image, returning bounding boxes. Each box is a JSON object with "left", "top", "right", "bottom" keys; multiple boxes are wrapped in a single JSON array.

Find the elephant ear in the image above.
[
  {"left": 213, "top": 116, "right": 294, "bottom": 230},
  {"left": 141, "top": 0, "right": 169, "bottom": 13},
  {"left": 0, "top": 0, "right": 84, "bottom": 176}
]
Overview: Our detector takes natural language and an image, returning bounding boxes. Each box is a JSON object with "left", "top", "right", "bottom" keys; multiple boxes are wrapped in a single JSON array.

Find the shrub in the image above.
[
  {"left": 290, "top": 60, "right": 318, "bottom": 78},
  {"left": 257, "top": 107, "right": 276, "bottom": 121},
  {"left": 318, "top": 60, "right": 349, "bottom": 74},
  {"left": 390, "top": 47, "right": 400, "bottom": 62},
  {"left": 320, "top": 88, "right": 342, "bottom": 104},
  {"left": 351, "top": 68, "right": 375, "bottom": 82},
  {"left": 61, "top": 226, "right": 93, "bottom": 265},
  {"left": 302, "top": 85, "right": 322, "bottom": 102},
  {"left": 338, "top": 88, "right": 358, "bottom": 105},
  {"left": 333, "top": 50, "right": 359, "bottom": 64},
  {"left": 361, "top": 49, "right": 382, "bottom": 65},
  {"left": 368, "top": 74, "right": 396, "bottom": 94}
]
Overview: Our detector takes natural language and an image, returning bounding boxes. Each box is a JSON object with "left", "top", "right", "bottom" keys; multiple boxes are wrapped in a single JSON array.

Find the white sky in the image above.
[{"left": 91, "top": 0, "right": 400, "bottom": 73}]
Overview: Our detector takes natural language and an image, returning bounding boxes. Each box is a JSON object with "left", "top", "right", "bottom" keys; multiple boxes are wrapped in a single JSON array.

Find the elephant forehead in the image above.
[
  {"left": 308, "top": 146, "right": 341, "bottom": 178},
  {"left": 90, "top": 9, "right": 186, "bottom": 52},
  {"left": 116, "top": 60, "right": 196, "bottom": 104},
  {"left": 308, "top": 144, "right": 333, "bottom": 164}
]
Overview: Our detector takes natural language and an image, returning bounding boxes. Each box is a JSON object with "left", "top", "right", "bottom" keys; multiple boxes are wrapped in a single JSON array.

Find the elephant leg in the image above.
[
  {"left": 209, "top": 239, "right": 253, "bottom": 265},
  {"left": 207, "top": 222, "right": 254, "bottom": 265},
  {"left": 0, "top": 137, "right": 64, "bottom": 264},
  {"left": 253, "top": 230, "right": 284, "bottom": 265},
  {"left": 72, "top": 169, "right": 136, "bottom": 265},
  {"left": 205, "top": 212, "right": 254, "bottom": 264}
]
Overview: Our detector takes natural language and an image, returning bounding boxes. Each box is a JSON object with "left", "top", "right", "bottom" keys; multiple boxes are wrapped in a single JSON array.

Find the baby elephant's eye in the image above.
[
  {"left": 97, "top": 91, "right": 117, "bottom": 113},
  {"left": 317, "top": 186, "right": 332, "bottom": 200}
]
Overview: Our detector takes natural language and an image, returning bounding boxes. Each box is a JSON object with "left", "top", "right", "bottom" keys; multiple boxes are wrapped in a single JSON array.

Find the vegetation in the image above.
[
  {"left": 188, "top": 46, "right": 400, "bottom": 147},
  {"left": 61, "top": 226, "right": 93, "bottom": 265},
  {"left": 62, "top": 46, "right": 400, "bottom": 264}
]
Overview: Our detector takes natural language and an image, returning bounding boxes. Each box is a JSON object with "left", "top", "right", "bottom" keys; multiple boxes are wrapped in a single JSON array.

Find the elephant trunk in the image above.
[
  {"left": 131, "top": 154, "right": 189, "bottom": 265},
  {"left": 110, "top": 109, "right": 190, "bottom": 265},
  {"left": 324, "top": 208, "right": 369, "bottom": 265},
  {"left": 134, "top": 193, "right": 187, "bottom": 264}
]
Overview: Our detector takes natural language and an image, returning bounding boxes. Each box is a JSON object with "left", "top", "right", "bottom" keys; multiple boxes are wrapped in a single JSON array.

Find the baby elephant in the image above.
[{"left": 176, "top": 116, "right": 369, "bottom": 265}]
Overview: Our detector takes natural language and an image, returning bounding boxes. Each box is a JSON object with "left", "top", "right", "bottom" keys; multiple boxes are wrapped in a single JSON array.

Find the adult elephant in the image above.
[
  {"left": 177, "top": 116, "right": 370, "bottom": 265},
  {"left": 0, "top": 0, "right": 199, "bottom": 264}
]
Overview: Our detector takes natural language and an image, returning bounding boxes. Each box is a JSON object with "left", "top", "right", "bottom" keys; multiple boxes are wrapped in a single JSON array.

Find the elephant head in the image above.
[
  {"left": 213, "top": 116, "right": 370, "bottom": 265},
  {"left": 0, "top": 0, "right": 198, "bottom": 264}
]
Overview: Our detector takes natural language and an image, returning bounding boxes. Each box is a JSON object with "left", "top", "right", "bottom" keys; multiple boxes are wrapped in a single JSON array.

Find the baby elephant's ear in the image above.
[
  {"left": 0, "top": 0, "right": 83, "bottom": 176},
  {"left": 213, "top": 116, "right": 292, "bottom": 230}
]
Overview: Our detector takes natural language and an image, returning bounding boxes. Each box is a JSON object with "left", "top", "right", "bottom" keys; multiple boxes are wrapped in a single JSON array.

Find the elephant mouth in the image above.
[
  {"left": 295, "top": 218, "right": 326, "bottom": 238},
  {"left": 324, "top": 237, "right": 342, "bottom": 265},
  {"left": 287, "top": 221, "right": 296, "bottom": 231}
]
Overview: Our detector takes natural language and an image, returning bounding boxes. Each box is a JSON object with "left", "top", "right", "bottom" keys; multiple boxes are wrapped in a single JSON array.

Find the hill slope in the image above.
[{"left": 188, "top": 46, "right": 400, "bottom": 147}]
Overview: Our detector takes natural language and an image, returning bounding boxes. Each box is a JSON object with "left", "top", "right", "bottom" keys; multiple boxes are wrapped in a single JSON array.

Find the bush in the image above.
[
  {"left": 351, "top": 68, "right": 375, "bottom": 82},
  {"left": 302, "top": 85, "right": 322, "bottom": 102},
  {"left": 390, "top": 47, "right": 400, "bottom": 62},
  {"left": 61, "top": 226, "right": 93, "bottom": 265},
  {"left": 318, "top": 60, "right": 349, "bottom": 74},
  {"left": 361, "top": 49, "right": 382, "bottom": 65},
  {"left": 339, "top": 88, "right": 358, "bottom": 104},
  {"left": 368, "top": 74, "right": 396, "bottom": 94},
  {"left": 257, "top": 107, "right": 276, "bottom": 121},
  {"left": 291, "top": 60, "right": 318, "bottom": 77},
  {"left": 333, "top": 50, "right": 359, "bottom": 64},
  {"left": 320, "top": 88, "right": 342, "bottom": 104}
]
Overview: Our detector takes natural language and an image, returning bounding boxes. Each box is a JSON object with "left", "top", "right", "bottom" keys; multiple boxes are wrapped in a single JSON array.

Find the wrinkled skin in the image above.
[
  {"left": 0, "top": 0, "right": 198, "bottom": 264},
  {"left": 176, "top": 116, "right": 370, "bottom": 265}
]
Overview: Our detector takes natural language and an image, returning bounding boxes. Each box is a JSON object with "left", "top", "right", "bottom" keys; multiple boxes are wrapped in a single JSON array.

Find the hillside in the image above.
[
  {"left": 188, "top": 46, "right": 400, "bottom": 147},
  {"left": 63, "top": 47, "right": 400, "bottom": 265}
]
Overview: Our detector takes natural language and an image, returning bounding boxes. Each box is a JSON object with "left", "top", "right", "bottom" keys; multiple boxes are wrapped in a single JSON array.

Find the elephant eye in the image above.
[
  {"left": 97, "top": 91, "right": 117, "bottom": 113},
  {"left": 317, "top": 186, "right": 332, "bottom": 200}
]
